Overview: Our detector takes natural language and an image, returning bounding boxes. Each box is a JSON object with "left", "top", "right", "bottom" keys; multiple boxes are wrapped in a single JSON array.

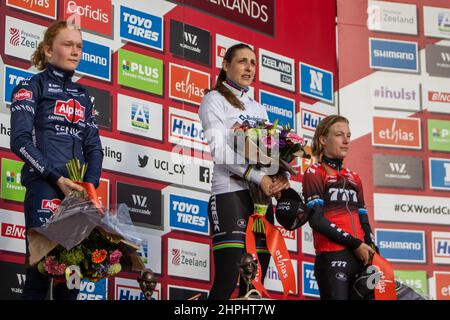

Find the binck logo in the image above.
[
  {"left": 54, "top": 100, "right": 85, "bottom": 123},
  {"left": 41, "top": 199, "right": 61, "bottom": 214},
  {"left": 1, "top": 223, "right": 26, "bottom": 240}
]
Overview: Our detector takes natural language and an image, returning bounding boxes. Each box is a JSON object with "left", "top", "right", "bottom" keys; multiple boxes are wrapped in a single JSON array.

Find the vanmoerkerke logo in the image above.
[
  {"left": 426, "top": 44, "right": 450, "bottom": 78},
  {"left": 170, "top": 20, "right": 210, "bottom": 65},
  {"left": 373, "top": 154, "right": 423, "bottom": 189}
]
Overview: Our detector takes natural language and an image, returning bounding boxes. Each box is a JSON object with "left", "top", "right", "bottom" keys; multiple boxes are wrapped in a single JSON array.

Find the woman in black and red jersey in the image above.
[{"left": 303, "top": 115, "right": 376, "bottom": 300}]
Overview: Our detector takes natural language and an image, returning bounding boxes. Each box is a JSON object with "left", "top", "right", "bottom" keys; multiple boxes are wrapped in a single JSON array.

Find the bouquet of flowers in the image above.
[
  {"left": 231, "top": 119, "right": 310, "bottom": 298},
  {"left": 28, "top": 159, "right": 145, "bottom": 287}
]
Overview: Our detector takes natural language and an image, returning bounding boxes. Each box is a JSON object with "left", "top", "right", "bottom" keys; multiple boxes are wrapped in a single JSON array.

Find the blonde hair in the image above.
[
  {"left": 311, "top": 115, "right": 349, "bottom": 160},
  {"left": 31, "top": 21, "right": 80, "bottom": 70}
]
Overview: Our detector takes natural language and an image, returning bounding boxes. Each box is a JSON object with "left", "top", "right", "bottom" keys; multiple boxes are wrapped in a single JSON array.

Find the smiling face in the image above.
[
  {"left": 44, "top": 27, "right": 82, "bottom": 71},
  {"left": 320, "top": 121, "right": 351, "bottom": 159},
  {"left": 222, "top": 48, "right": 256, "bottom": 88}
]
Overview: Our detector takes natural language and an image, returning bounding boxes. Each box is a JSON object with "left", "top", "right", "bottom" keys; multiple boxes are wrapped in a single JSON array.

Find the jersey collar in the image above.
[
  {"left": 223, "top": 78, "right": 249, "bottom": 97},
  {"left": 46, "top": 64, "right": 74, "bottom": 84}
]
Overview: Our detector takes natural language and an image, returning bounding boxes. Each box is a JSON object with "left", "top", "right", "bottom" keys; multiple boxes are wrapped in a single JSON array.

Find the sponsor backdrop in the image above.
[
  {"left": 0, "top": 0, "right": 448, "bottom": 300},
  {"left": 338, "top": 0, "right": 450, "bottom": 300}
]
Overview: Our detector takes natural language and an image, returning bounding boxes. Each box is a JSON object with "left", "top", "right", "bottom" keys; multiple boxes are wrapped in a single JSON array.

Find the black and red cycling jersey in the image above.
[{"left": 303, "top": 157, "right": 374, "bottom": 253}]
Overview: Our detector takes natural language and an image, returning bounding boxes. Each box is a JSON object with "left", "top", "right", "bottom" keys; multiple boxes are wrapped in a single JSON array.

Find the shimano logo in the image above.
[
  {"left": 379, "top": 240, "right": 421, "bottom": 250},
  {"left": 82, "top": 52, "right": 107, "bottom": 66}
]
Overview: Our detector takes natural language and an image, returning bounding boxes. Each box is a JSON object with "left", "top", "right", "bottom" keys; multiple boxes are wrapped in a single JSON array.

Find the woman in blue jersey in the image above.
[
  {"left": 10, "top": 21, "right": 103, "bottom": 300},
  {"left": 199, "top": 43, "right": 290, "bottom": 299}
]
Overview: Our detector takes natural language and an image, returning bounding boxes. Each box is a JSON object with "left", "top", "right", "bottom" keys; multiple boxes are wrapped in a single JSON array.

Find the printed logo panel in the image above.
[
  {"left": 120, "top": 6, "right": 163, "bottom": 51},
  {"left": 301, "top": 224, "right": 315, "bottom": 256},
  {"left": 429, "top": 158, "right": 450, "bottom": 191},
  {"left": 215, "top": 34, "right": 252, "bottom": 69},
  {"left": 367, "top": 0, "right": 418, "bottom": 35},
  {"left": 0, "top": 209, "right": 26, "bottom": 254},
  {"left": 116, "top": 182, "right": 163, "bottom": 230},
  {"left": 372, "top": 116, "right": 421, "bottom": 149},
  {"left": 426, "top": 44, "right": 450, "bottom": 78},
  {"left": 0, "top": 261, "right": 27, "bottom": 300},
  {"left": 422, "top": 80, "right": 450, "bottom": 114},
  {"left": 118, "top": 49, "right": 163, "bottom": 96},
  {"left": 114, "top": 277, "right": 161, "bottom": 300},
  {"left": 369, "top": 75, "right": 420, "bottom": 111},
  {"left": 374, "top": 193, "right": 450, "bottom": 226},
  {"left": 169, "top": 194, "right": 209, "bottom": 235},
  {"left": 4, "top": 66, "right": 35, "bottom": 104},
  {"left": 84, "top": 85, "right": 112, "bottom": 130},
  {"left": 169, "top": 63, "right": 210, "bottom": 106},
  {"left": 169, "top": 0, "right": 275, "bottom": 36},
  {"left": 259, "top": 48, "right": 295, "bottom": 92},
  {"left": 135, "top": 232, "right": 162, "bottom": 274},
  {"left": 167, "top": 285, "right": 208, "bottom": 300},
  {"left": 77, "top": 278, "right": 107, "bottom": 300},
  {"left": 77, "top": 40, "right": 111, "bottom": 81},
  {"left": 63, "top": 0, "right": 113, "bottom": 37},
  {"left": 432, "top": 232, "right": 450, "bottom": 265},
  {"left": 375, "top": 228, "right": 426, "bottom": 263},
  {"left": 394, "top": 270, "right": 428, "bottom": 297},
  {"left": 170, "top": 20, "right": 210, "bottom": 65},
  {"left": 7, "top": 0, "right": 57, "bottom": 19},
  {"left": 299, "top": 62, "right": 334, "bottom": 104},
  {"left": 302, "top": 261, "right": 319, "bottom": 298},
  {"left": 264, "top": 258, "right": 297, "bottom": 295},
  {"left": 1, "top": 158, "right": 25, "bottom": 202},
  {"left": 424, "top": 6, "right": 450, "bottom": 40},
  {"left": 167, "top": 238, "right": 210, "bottom": 281},
  {"left": 433, "top": 272, "right": 450, "bottom": 300},
  {"left": 5, "top": 16, "right": 46, "bottom": 62},
  {"left": 259, "top": 90, "right": 295, "bottom": 130},
  {"left": 369, "top": 38, "right": 418, "bottom": 73},
  {"left": 372, "top": 154, "right": 423, "bottom": 189},
  {"left": 168, "top": 107, "right": 208, "bottom": 152},
  {"left": 428, "top": 119, "right": 450, "bottom": 152},
  {"left": 117, "top": 94, "right": 163, "bottom": 141}
]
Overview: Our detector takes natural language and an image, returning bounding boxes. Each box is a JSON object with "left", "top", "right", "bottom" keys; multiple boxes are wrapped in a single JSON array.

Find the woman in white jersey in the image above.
[{"left": 199, "top": 43, "right": 290, "bottom": 299}]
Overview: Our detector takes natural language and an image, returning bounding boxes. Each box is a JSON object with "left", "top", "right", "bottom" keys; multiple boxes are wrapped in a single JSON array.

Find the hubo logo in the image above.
[
  {"left": 170, "top": 20, "right": 211, "bottom": 66},
  {"left": 259, "top": 90, "right": 295, "bottom": 129},
  {"left": 131, "top": 103, "right": 149, "bottom": 130},
  {"left": 54, "top": 100, "right": 85, "bottom": 123},
  {"left": 429, "top": 158, "right": 450, "bottom": 191},
  {"left": 301, "top": 109, "right": 326, "bottom": 132},
  {"left": 118, "top": 49, "right": 163, "bottom": 96},
  {"left": 373, "top": 154, "right": 423, "bottom": 189},
  {"left": 300, "top": 62, "right": 334, "bottom": 104},
  {"left": 114, "top": 277, "right": 160, "bottom": 300},
  {"left": 367, "top": 1, "right": 418, "bottom": 35},
  {"left": 1, "top": 158, "right": 26, "bottom": 202},
  {"left": 117, "top": 94, "right": 163, "bottom": 141},
  {"left": 4, "top": 65, "right": 35, "bottom": 104},
  {"left": 169, "top": 63, "right": 210, "bottom": 106},
  {"left": 432, "top": 232, "right": 450, "bottom": 265},
  {"left": 372, "top": 116, "right": 421, "bottom": 149},
  {"left": 6, "top": 0, "right": 57, "bottom": 19},
  {"left": 428, "top": 119, "right": 450, "bottom": 152},
  {"left": 369, "top": 38, "right": 418, "bottom": 73},
  {"left": 5, "top": 16, "right": 45, "bottom": 62},
  {"left": 120, "top": 6, "right": 163, "bottom": 51},
  {"left": 169, "top": 194, "right": 209, "bottom": 235},
  {"left": 77, "top": 40, "right": 111, "bottom": 81},
  {"left": 426, "top": 44, "right": 450, "bottom": 78},
  {"left": 424, "top": 6, "right": 450, "bottom": 39},
  {"left": 168, "top": 107, "right": 208, "bottom": 152},
  {"left": 116, "top": 182, "right": 162, "bottom": 230},
  {"left": 64, "top": 0, "right": 112, "bottom": 37},
  {"left": 168, "top": 238, "right": 210, "bottom": 281},
  {"left": 259, "top": 49, "right": 295, "bottom": 92}
]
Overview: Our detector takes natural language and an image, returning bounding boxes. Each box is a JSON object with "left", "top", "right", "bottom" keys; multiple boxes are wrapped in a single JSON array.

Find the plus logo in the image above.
[{"left": 199, "top": 166, "right": 210, "bottom": 183}]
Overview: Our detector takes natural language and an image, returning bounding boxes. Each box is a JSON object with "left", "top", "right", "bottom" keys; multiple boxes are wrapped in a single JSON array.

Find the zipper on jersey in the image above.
[{"left": 342, "top": 174, "right": 357, "bottom": 237}]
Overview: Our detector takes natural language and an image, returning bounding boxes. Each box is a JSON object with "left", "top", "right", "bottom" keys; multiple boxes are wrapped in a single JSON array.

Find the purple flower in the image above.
[{"left": 109, "top": 249, "right": 122, "bottom": 264}]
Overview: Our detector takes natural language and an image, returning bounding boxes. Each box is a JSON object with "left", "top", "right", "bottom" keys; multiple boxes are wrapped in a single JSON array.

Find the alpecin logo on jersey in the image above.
[{"left": 54, "top": 99, "right": 85, "bottom": 123}]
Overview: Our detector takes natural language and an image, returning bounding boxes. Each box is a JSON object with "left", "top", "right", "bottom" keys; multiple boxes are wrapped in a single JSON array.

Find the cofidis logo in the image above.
[
  {"left": 63, "top": 0, "right": 112, "bottom": 37},
  {"left": 118, "top": 49, "right": 163, "bottom": 96},
  {"left": 259, "top": 90, "right": 295, "bottom": 130},
  {"left": 369, "top": 38, "right": 418, "bottom": 73},
  {"left": 77, "top": 40, "right": 111, "bottom": 81},
  {"left": 299, "top": 62, "right": 334, "bottom": 104},
  {"left": 120, "top": 6, "right": 163, "bottom": 51},
  {"left": 376, "top": 228, "right": 425, "bottom": 263},
  {"left": 169, "top": 194, "right": 208, "bottom": 235},
  {"left": 4, "top": 65, "right": 35, "bottom": 104}
]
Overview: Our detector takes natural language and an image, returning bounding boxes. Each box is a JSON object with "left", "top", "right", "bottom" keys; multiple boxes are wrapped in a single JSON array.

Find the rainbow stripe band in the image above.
[{"left": 213, "top": 241, "right": 270, "bottom": 253}]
